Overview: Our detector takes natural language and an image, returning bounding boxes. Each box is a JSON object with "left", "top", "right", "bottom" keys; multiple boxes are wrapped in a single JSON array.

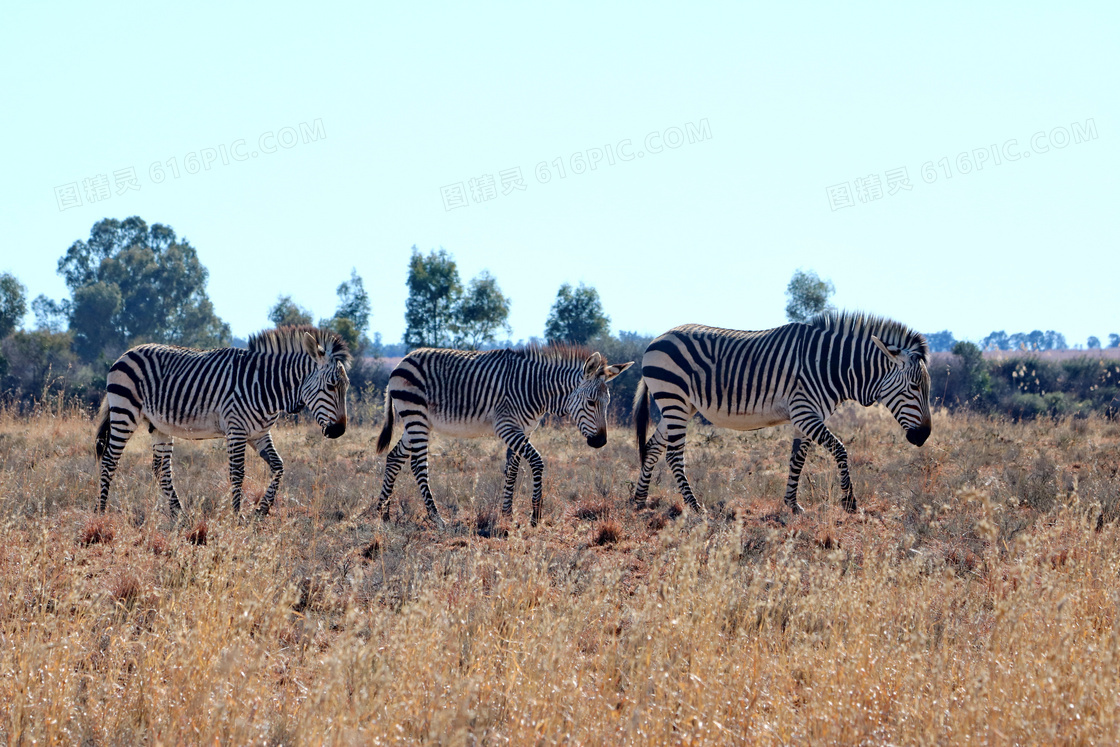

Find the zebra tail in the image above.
[
  {"left": 634, "top": 379, "right": 650, "bottom": 465},
  {"left": 94, "top": 396, "right": 111, "bottom": 461},
  {"left": 375, "top": 388, "right": 395, "bottom": 454}
]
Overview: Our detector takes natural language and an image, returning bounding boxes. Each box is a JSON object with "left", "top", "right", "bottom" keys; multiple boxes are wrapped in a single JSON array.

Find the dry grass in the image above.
[{"left": 2, "top": 402, "right": 1120, "bottom": 743}]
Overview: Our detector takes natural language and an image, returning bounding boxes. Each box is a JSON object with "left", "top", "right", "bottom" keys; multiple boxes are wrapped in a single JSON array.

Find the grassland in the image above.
[{"left": 1, "top": 403, "right": 1119, "bottom": 744}]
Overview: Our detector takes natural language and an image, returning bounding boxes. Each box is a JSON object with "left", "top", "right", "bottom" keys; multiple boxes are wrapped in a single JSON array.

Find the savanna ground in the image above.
[{"left": 2, "top": 402, "right": 1120, "bottom": 745}]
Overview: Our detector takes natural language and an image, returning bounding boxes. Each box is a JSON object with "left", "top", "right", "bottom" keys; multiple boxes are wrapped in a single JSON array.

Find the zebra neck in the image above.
[
  {"left": 531, "top": 360, "right": 582, "bottom": 415},
  {"left": 253, "top": 352, "right": 315, "bottom": 413}
]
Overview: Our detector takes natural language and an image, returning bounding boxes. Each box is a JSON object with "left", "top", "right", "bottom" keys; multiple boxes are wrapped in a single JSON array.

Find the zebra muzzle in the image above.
[
  {"left": 906, "top": 424, "right": 930, "bottom": 446},
  {"left": 324, "top": 420, "right": 346, "bottom": 439},
  {"left": 587, "top": 431, "right": 606, "bottom": 449}
]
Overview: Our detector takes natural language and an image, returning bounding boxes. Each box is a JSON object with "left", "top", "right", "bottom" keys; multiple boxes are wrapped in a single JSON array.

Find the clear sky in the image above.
[{"left": 1, "top": 2, "right": 1116, "bottom": 347}]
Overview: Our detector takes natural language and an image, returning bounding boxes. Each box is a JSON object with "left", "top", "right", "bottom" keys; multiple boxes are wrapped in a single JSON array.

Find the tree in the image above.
[
  {"left": 1109, "top": 334, "right": 1120, "bottom": 349},
  {"left": 1042, "top": 330, "right": 1066, "bottom": 351},
  {"left": 0, "top": 272, "right": 27, "bottom": 339},
  {"left": 269, "top": 295, "right": 314, "bottom": 327},
  {"left": 31, "top": 295, "right": 66, "bottom": 332},
  {"left": 45, "top": 217, "right": 229, "bottom": 361},
  {"left": 925, "top": 330, "right": 956, "bottom": 353},
  {"left": 981, "top": 330, "right": 1010, "bottom": 351},
  {"left": 544, "top": 283, "right": 610, "bottom": 344},
  {"left": 453, "top": 271, "right": 511, "bottom": 349},
  {"left": 1088, "top": 336, "right": 1101, "bottom": 349},
  {"left": 321, "top": 269, "right": 372, "bottom": 353},
  {"left": 404, "top": 247, "right": 462, "bottom": 349},
  {"left": 785, "top": 269, "right": 834, "bottom": 322}
]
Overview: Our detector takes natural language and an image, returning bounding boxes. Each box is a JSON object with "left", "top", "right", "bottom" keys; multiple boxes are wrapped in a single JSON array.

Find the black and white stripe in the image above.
[
  {"left": 633, "top": 311, "right": 931, "bottom": 514},
  {"left": 94, "top": 326, "right": 350, "bottom": 516},
  {"left": 375, "top": 346, "right": 632, "bottom": 526}
]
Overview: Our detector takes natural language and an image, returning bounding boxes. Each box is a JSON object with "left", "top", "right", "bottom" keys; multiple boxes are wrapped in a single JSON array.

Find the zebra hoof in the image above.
[
  {"left": 788, "top": 502, "right": 804, "bottom": 516},
  {"left": 841, "top": 498, "right": 858, "bottom": 514},
  {"left": 428, "top": 512, "right": 446, "bottom": 529}
]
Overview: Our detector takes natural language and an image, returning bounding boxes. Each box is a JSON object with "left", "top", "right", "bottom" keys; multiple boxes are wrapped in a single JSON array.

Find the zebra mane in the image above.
[
  {"left": 248, "top": 325, "right": 352, "bottom": 366},
  {"left": 807, "top": 310, "right": 929, "bottom": 362}
]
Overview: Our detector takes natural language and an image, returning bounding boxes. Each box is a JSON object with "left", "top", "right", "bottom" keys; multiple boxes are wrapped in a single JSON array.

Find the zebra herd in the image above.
[{"left": 94, "top": 311, "right": 932, "bottom": 524}]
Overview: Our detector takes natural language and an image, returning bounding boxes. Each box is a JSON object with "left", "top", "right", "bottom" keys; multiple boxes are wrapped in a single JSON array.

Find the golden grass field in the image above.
[{"left": 2, "top": 402, "right": 1120, "bottom": 744}]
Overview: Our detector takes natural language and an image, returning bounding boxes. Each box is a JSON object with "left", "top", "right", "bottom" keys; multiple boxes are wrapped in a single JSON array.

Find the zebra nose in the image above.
[
  {"left": 906, "top": 424, "right": 930, "bottom": 446},
  {"left": 587, "top": 431, "right": 606, "bottom": 449},
  {"left": 324, "top": 421, "right": 346, "bottom": 439}
]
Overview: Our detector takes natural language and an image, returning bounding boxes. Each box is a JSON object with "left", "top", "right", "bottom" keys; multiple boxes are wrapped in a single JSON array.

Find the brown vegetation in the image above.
[{"left": 1, "top": 402, "right": 1120, "bottom": 743}]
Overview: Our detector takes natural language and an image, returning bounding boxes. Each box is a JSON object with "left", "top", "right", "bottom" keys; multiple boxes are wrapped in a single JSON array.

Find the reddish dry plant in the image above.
[
  {"left": 110, "top": 573, "right": 141, "bottom": 606},
  {"left": 594, "top": 520, "right": 621, "bottom": 546},
  {"left": 187, "top": 521, "right": 208, "bottom": 546},
  {"left": 648, "top": 514, "right": 667, "bottom": 532},
  {"left": 149, "top": 533, "right": 168, "bottom": 556},
  {"left": 80, "top": 517, "right": 115, "bottom": 546},
  {"left": 361, "top": 537, "right": 382, "bottom": 561},
  {"left": 575, "top": 501, "right": 610, "bottom": 521}
]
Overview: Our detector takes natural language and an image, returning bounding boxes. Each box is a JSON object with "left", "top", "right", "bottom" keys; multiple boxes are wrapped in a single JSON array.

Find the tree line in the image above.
[{"left": 0, "top": 220, "right": 1115, "bottom": 422}]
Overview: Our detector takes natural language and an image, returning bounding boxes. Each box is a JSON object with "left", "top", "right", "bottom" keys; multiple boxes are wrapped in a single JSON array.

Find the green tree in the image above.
[
  {"left": 1088, "top": 336, "right": 1101, "bottom": 349},
  {"left": 453, "top": 271, "right": 511, "bottom": 349},
  {"left": 544, "top": 283, "right": 610, "bottom": 345},
  {"left": 47, "top": 217, "right": 229, "bottom": 361},
  {"left": 0, "top": 272, "right": 27, "bottom": 339},
  {"left": 404, "top": 247, "right": 462, "bottom": 349},
  {"left": 321, "top": 269, "right": 372, "bottom": 353},
  {"left": 925, "top": 330, "right": 956, "bottom": 353},
  {"left": 269, "top": 295, "right": 314, "bottom": 327},
  {"left": 785, "top": 269, "right": 834, "bottom": 322}
]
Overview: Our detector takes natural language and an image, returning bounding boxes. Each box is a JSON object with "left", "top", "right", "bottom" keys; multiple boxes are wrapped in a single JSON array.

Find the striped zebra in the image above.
[
  {"left": 375, "top": 346, "right": 633, "bottom": 527},
  {"left": 94, "top": 326, "right": 351, "bottom": 517},
  {"left": 633, "top": 311, "right": 931, "bottom": 515}
]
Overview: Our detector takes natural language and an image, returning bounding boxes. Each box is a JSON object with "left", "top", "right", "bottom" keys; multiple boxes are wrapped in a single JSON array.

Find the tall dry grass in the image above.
[{"left": 1, "top": 402, "right": 1119, "bottom": 744}]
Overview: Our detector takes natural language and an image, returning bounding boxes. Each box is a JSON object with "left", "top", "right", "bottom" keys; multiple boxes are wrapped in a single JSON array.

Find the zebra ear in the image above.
[
  {"left": 583, "top": 352, "right": 603, "bottom": 376},
  {"left": 303, "top": 332, "right": 325, "bottom": 361},
  {"left": 871, "top": 335, "right": 904, "bottom": 367},
  {"left": 604, "top": 361, "right": 634, "bottom": 381}
]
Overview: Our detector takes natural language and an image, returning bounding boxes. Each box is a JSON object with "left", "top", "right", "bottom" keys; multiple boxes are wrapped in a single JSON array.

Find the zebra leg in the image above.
[
  {"left": 665, "top": 442, "right": 703, "bottom": 513},
  {"left": 633, "top": 424, "right": 669, "bottom": 508},
  {"left": 226, "top": 432, "right": 249, "bottom": 515},
  {"left": 794, "top": 415, "right": 856, "bottom": 512},
  {"left": 376, "top": 439, "right": 409, "bottom": 521},
  {"left": 253, "top": 432, "right": 284, "bottom": 517},
  {"left": 405, "top": 426, "right": 445, "bottom": 528},
  {"left": 98, "top": 413, "right": 139, "bottom": 512},
  {"left": 150, "top": 432, "right": 182, "bottom": 516},
  {"left": 500, "top": 446, "right": 520, "bottom": 516},
  {"left": 783, "top": 435, "right": 811, "bottom": 515},
  {"left": 496, "top": 423, "right": 546, "bottom": 526}
]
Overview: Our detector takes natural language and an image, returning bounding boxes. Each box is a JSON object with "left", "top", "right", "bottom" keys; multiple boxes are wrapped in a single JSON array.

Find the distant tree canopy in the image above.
[
  {"left": 926, "top": 330, "right": 957, "bottom": 353},
  {"left": 320, "top": 269, "right": 373, "bottom": 353},
  {"left": 785, "top": 269, "right": 834, "bottom": 323},
  {"left": 544, "top": 283, "right": 609, "bottom": 345},
  {"left": 268, "top": 296, "right": 314, "bottom": 327},
  {"left": 40, "top": 217, "right": 230, "bottom": 361},
  {"left": 403, "top": 247, "right": 510, "bottom": 351},
  {"left": 980, "top": 329, "right": 1067, "bottom": 352},
  {"left": 1088, "top": 336, "right": 1101, "bottom": 349},
  {"left": 452, "top": 271, "right": 510, "bottom": 350},
  {"left": 1110, "top": 334, "right": 1120, "bottom": 349},
  {"left": 0, "top": 273, "right": 27, "bottom": 340}
]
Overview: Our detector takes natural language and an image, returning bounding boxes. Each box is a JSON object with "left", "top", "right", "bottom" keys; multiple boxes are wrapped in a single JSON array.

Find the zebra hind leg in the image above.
[
  {"left": 665, "top": 441, "right": 703, "bottom": 513},
  {"left": 500, "top": 447, "right": 520, "bottom": 516},
  {"left": 376, "top": 439, "right": 409, "bottom": 521},
  {"left": 226, "top": 432, "right": 249, "bottom": 516},
  {"left": 406, "top": 427, "right": 446, "bottom": 528},
  {"left": 150, "top": 432, "right": 182, "bottom": 517},
  {"left": 253, "top": 432, "right": 285, "bottom": 517},
  {"left": 783, "top": 436, "right": 811, "bottom": 515},
  {"left": 98, "top": 413, "right": 139, "bottom": 512},
  {"left": 633, "top": 426, "right": 668, "bottom": 508}
]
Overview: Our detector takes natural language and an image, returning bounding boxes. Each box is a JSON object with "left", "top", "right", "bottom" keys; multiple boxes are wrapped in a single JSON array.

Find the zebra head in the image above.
[
  {"left": 871, "top": 335, "right": 931, "bottom": 447},
  {"left": 567, "top": 352, "right": 634, "bottom": 448},
  {"left": 299, "top": 332, "right": 351, "bottom": 439}
]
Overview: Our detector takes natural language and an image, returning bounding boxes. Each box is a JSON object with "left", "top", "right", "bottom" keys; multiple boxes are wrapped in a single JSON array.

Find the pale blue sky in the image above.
[{"left": 1, "top": 2, "right": 1116, "bottom": 346}]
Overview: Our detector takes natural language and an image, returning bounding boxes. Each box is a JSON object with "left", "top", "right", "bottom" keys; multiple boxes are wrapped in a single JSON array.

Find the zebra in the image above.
[
  {"left": 94, "top": 326, "right": 351, "bottom": 517},
  {"left": 375, "top": 346, "right": 633, "bottom": 527},
  {"left": 633, "top": 311, "right": 931, "bottom": 515}
]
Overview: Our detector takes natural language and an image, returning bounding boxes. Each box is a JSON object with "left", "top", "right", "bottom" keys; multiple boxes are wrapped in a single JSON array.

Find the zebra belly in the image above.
[
  {"left": 144, "top": 411, "right": 225, "bottom": 440},
  {"left": 428, "top": 413, "right": 495, "bottom": 439},
  {"left": 699, "top": 406, "right": 789, "bottom": 432}
]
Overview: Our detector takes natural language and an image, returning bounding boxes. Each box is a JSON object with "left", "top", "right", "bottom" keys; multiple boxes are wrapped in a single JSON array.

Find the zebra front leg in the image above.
[
  {"left": 150, "top": 432, "right": 182, "bottom": 516},
  {"left": 633, "top": 424, "right": 668, "bottom": 508},
  {"left": 500, "top": 447, "right": 520, "bottom": 516},
  {"left": 253, "top": 432, "right": 284, "bottom": 517},
  {"left": 226, "top": 432, "right": 248, "bottom": 515},
  {"left": 497, "top": 425, "right": 546, "bottom": 526},
  {"left": 783, "top": 435, "right": 811, "bottom": 516},
  {"left": 793, "top": 415, "right": 856, "bottom": 512},
  {"left": 406, "top": 426, "right": 445, "bottom": 528},
  {"left": 376, "top": 439, "right": 409, "bottom": 521}
]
